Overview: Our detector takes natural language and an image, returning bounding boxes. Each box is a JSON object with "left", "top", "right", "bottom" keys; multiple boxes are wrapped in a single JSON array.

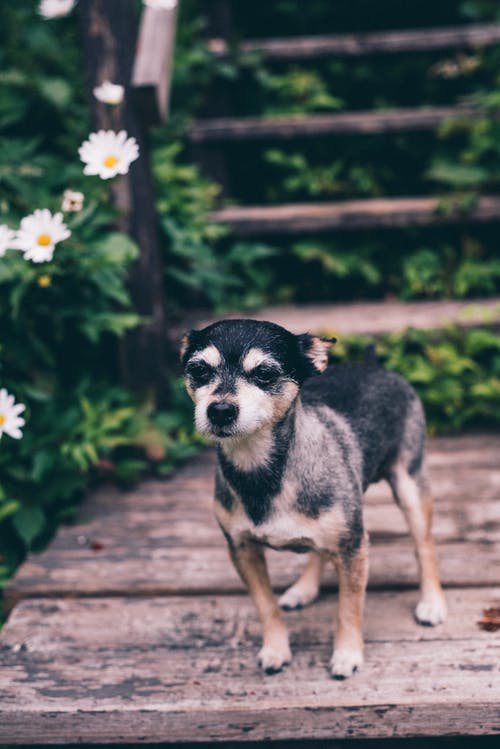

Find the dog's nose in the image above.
[{"left": 207, "top": 401, "right": 238, "bottom": 427}]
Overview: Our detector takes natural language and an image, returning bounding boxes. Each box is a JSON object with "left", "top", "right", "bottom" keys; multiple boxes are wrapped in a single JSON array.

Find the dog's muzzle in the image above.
[{"left": 207, "top": 401, "right": 239, "bottom": 428}]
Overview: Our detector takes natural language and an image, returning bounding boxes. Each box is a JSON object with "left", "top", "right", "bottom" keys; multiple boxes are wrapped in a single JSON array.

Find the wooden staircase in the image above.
[
  {"left": 2, "top": 12, "right": 500, "bottom": 747},
  {"left": 192, "top": 19, "right": 500, "bottom": 237}
]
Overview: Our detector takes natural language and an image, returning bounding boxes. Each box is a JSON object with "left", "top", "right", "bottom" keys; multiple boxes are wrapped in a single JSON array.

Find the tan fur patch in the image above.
[
  {"left": 180, "top": 334, "right": 189, "bottom": 361},
  {"left": 191, "top": 344, "right": 221, "bottom": 367},
  {"left": 308, "top": 337, "right": 333, "bottom": 373},
  {"left": 272, "top": 381, "right": 299, "bottom": 422},
  {"left": 242, "top": 347, "right": 280, "bottom": 372}
]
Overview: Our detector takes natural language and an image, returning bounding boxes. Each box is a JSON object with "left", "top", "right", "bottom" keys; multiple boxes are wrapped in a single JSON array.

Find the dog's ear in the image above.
[
  {"left": 296, "top": 333, "right": 336, "bottom": 375},
  {"left": 180, "top": 329, "right": 199, "bottom": 365}
]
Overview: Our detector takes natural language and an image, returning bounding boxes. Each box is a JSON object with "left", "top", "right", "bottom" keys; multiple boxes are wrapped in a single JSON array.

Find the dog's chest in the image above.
[{"left": 214, "top": 479, "right": 347, "bottom": 553}]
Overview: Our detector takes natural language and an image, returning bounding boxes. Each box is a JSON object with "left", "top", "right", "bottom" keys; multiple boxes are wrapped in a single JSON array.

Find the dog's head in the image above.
[{"left": 181, "top": 319, "right": 335, "bottom": 440}]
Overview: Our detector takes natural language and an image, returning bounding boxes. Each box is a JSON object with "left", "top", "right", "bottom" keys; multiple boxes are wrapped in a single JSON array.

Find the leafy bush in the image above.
[{"left": 0, "top": 3, "right": 201, "bottom": 592}]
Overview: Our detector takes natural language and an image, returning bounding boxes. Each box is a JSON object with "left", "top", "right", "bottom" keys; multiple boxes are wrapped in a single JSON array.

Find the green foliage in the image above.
[
  {"left": 256, "top": 68, "right": 344, "bottom": 115},
  {"left": 0, "top": 2, "right": 201, "bottom": 592}
]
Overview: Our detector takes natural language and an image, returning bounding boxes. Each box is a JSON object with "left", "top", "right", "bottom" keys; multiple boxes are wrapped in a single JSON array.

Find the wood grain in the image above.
[
  {"left": 132, "top": 5, "right": 178, "bottom": 123},
  {"left": 209, "top": 196, "right": 500, "bottom": 235},
  {"left": 1, "top": 591, "right": 498, "bottom": 743},
  {"left": 5, "top": 540, "right": 498, "bottom": 610},
  {"left": 208, "top": 23, "right": 500, "bottom": 59}
]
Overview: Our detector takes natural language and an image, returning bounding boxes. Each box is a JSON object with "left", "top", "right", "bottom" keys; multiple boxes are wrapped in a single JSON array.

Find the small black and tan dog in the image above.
[{"left": 181, "top": 319, "right": 447, "bottom": 679}]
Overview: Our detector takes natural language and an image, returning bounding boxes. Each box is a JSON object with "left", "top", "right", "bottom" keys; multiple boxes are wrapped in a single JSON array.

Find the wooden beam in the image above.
[
  {"left": 208, "top": 22, "right": 500, "bottom": 59},
  {"left": 209, "top": 196, "right": 500, "bottom": 235},
  {"left": 188, "top": 105, "right": 482, "bottom": 142},
  {"left": 132, "top": 3, "right": 178, "bottom": 125},
  {"left": 78, "top": 0, "right": 169, "bottom": 404}
]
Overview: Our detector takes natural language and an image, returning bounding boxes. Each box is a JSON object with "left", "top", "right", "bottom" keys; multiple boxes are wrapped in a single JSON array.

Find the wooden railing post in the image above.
[{"left": 78, "top": 0, "right": 168, "bottom": 405}]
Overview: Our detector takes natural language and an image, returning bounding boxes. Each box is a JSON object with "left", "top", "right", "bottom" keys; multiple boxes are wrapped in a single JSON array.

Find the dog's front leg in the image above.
[
  {"left": 330, "top": 532, "right": 369, "bottom": 679},
  {"left": 229, "top": 540, "right": 291, "bottom": 673}
]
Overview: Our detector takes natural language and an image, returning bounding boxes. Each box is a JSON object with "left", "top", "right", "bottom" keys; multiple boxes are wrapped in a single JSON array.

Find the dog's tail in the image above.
[{"left": 364, "top": 342, "right": 379, "bottom": 366}]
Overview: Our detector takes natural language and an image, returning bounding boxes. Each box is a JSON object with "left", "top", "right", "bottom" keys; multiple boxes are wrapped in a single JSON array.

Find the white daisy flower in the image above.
[
  {"left": 0, "top": 389, "right": 26, "bottom": 441},
  {"left": 61, "top": 189, "right": 84, "bottom": 213},
  {"left": 143, "top": 0, "right": 178, "bottom": 9},
  {"left": 0, "top": 225, "right": 17, "bottom": 257},
  {"left": 14, "top": 209, "right": 71, "bottom": 263},
  {"left": 78, "top": 130, "right": 139, "bottom": 180},
  {"left": 93, "top": 81, "right": 125, "bottom": 106},
  {"left": 38, "top": 0, "right": 75, "bottom": 19}
]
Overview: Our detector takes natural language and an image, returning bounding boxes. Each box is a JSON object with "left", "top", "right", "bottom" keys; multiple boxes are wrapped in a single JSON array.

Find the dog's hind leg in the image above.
[
  {"left": 330, "top": 532, "right": 369, "bottom": 679},
  {"left": 279, "top": 552, "right": 324, "bottom": 610},
  {"left": 228, "top": 540, "right": 291, "bottom": 673},
  {"left": 389, "top": 465, "right": 447, "bottom": 626}
]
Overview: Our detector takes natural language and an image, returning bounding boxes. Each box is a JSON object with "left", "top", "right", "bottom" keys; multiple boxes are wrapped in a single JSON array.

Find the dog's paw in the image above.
[
  {"left": 279, "top": 581, "right": 320, "bottom": 611},
  {"left": 415, "top": 595, "right": 447, "bottom": 626},
  {"left": 257, "top": 641, "right": 292, "bottom": 674},
  {"left": 330, "top": 648, "right": 363, "bottom": 680}
]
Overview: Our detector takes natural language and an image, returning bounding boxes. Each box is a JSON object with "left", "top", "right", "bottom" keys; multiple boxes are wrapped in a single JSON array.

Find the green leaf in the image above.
[
  {"left": 94, "top": 232, "right": 140, "bottom": 264},
  {"left": 12, "top": 506, "right": 46, "bottom": 546},
  {"left": 0, "top": 499, "right": 20, "bottom": 522}
]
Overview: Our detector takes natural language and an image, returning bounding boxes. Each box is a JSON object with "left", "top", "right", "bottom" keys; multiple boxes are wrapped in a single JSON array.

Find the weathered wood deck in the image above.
[{"left": 1, "top": 434, "right": 499, "bottom": 744}]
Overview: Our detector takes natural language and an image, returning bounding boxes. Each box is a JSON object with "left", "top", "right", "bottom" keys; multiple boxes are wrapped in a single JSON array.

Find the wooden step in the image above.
[
  {"left": 1, "top": 588, "right": 499, "bottom": 743},
  {"left": 209, "top": 22, "right": 500, "bottom": 60},
  {"left": 209, "top": 195, "right": 500, "bottom": 235},
  {"left": 189, "top": 105, "right": 482, "bottom": 143},
  {"left": 5, "top": 436, "right": 500, "bottom": 609},
  {"left": 193, "top": 298, "right": 500, "bottom": 338}
]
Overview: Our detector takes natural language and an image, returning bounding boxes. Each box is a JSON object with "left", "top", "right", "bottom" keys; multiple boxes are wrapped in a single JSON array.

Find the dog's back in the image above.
[{"left": 301, "top": 363, "right": 426, "bottom": 489}]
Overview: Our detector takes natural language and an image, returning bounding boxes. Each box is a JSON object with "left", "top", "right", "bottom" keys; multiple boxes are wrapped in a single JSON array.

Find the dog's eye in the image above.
[
  {"left": 251, "top": 365, "right": 280, "bottom": 386},
  {"left": 186, "top": 361, "right": 214, "bottom": 387}
]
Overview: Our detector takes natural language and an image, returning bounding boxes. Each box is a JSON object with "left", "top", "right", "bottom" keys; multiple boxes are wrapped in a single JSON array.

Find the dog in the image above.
[{"left": 181, "top": 319, "right": 447, "bottom": 678}]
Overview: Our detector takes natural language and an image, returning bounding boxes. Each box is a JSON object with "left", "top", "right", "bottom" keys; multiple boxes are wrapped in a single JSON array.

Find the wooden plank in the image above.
[
  {"left": 4, "top": 541, "right": 499, "bottom": 607},
  {"left": 4, "top": 588, "right": 499, "bottom": 647},
  {"left": 208, "top": 23, "right": 500, "bottom": 60},
  {"left": 189, "top": 298, "right": 500, "bottom": 338},
  {"left": 132, "top": 4, "right": 178, "bottom": 124},
  {"left": 31, "top": 466, "right": 500, "bottom": 548},
  {"left": 188, "top": 106, "right": 481, "bottom": 143},
  {"left": 4, "top": 435, "right": 500, "bottom": 607},
  {"left": 1, "top": 591, "right": 499, "bottom": 742},
  {"left": 38, "top": 495, "right": 500, "bottom": 551},
  {"left": 209, "top": 196, "right": 500, "bottom": 235}
]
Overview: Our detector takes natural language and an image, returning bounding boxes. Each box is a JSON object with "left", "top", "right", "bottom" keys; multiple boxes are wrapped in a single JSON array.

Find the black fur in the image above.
[
  {"left": 217, "top": 413, "right": 293, "bottom": 525},
  {"left": 182, "top": 319, "right": 319, "bottom": 385}
]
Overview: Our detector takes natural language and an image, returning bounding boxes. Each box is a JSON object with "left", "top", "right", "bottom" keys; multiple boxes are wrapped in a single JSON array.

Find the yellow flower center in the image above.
[
  {"left": 37, "top": 234, "right": 52, "bottom": 246},
  {"left": 104, "top": 155, "right": 119, "bottom": 168},
  {"left": 38, "top": 275, "right": 52, "bottom": 288},
  {"left": 0, "top": 414, "right": 5, "bottom": 426}
]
